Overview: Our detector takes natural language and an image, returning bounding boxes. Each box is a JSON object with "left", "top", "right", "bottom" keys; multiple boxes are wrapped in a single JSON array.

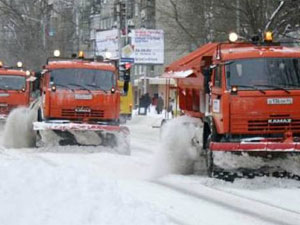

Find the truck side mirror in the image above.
[{"left": 203, "top": 68, "right": 212, "bottom": 94}]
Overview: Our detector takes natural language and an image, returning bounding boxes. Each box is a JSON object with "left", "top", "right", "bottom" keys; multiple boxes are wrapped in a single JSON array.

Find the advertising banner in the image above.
[
  {"left": 95, "top": 29, "right": 119, "bottom": 59},
  {"left": 132, "top": 29, "right": 164, "bottom": 64}
]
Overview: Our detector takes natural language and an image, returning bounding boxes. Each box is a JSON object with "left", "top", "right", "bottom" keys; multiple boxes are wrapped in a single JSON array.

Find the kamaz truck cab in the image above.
[
  {"left": 0, "top": 61, "right": 32, "bottom": 120},
  {"left": 164, "top": 32, "right": 300, "bottom": 177},
  {"left": 33, "top": 51, "right": 130, "bottom": 153}
]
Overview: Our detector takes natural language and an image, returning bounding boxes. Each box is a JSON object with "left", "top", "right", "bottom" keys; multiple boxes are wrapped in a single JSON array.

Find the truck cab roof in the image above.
[
  {"left": 166, "top": 42, "right": 300, "bottom": 74},
  {"left": 46, "top": 60, "right": 116, "bottom": 72},
  {"left": 0, "top": 68, "right": 29, "bottom": 77},
  {"left": 220, "top": 44, "right": 300, "bottom": 61}
]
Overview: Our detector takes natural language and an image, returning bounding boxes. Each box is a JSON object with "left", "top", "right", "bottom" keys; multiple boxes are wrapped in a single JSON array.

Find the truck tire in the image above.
[{"left": 37, "top": 108, "right": 43, "bottom": 122}]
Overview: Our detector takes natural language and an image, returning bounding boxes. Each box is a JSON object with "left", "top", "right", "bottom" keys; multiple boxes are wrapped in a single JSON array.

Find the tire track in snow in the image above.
[
  {"left": 204, "top": 184, "right": 300, "bottom": 215},
  {"left": 154, "top": 180, "right": 300, "bottom": 225}
]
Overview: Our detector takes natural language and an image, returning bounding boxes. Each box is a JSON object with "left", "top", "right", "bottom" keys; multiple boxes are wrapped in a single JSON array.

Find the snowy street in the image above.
[
  {"left": 1, "top": 1, "right": 300, "bottom": 224},
  {"left": 0, "top": 114, "right": 300, "bottom": 225}
]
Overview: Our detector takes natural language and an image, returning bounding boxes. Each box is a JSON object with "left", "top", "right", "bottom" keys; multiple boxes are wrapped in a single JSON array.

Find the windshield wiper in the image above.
[
  {"left": 85, "top": 83, "right": 108, "bottom": 93},
  {"left": 277, "top": 83, "right": 300, "bottom": 88},
  {"left": 68, "top": 83, "right": 92, "bottom": 94},
  {"left": 54, "top": 83, "right": 74, "bottom": 92},
  {"left": 253, "top": 84, "right": 290, "bottom": 94},
  {"left": 232, "top": 85, "right": 266, "bottom": 94}
]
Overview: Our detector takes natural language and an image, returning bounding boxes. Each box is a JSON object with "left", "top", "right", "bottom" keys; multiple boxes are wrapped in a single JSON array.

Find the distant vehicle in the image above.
[
  {"left": 0, "top": 61, "right": 33, "bottom": 120},
  {"left": 33, "top": 50, "right": 130, "bottom": 154},
  {"left": 163, "top": 31, "right": 300, "bottom": 178},
  {"left": 118, "top": 80, "right": 133, "bottom": 123}
]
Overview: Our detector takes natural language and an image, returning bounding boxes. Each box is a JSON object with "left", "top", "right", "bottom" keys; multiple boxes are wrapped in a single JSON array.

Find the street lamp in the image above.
[{"left": 21, "top": 14, "right": 46, "bottom": 48}]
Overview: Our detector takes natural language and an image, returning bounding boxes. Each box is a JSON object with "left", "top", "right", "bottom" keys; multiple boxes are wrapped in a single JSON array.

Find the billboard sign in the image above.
[
  {"left": 95, "top": 29, "right": 119, "bottom": 59},
  {"left": 132, "top": 29, "right": 164, "bottom": 64}
]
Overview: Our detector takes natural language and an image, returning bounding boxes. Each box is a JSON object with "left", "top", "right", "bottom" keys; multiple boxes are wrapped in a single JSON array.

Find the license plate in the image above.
[
  {"left": 267, "top": 98, "right": 293, "bottom": 105},
  {"left": 75, "top": 94, "right": 92, "bottom": 100}
]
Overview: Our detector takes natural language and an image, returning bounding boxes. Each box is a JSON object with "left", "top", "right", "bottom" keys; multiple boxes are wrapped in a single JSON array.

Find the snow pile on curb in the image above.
[{"left": 152, "top": 116, "right": 203, "bottom": 177}]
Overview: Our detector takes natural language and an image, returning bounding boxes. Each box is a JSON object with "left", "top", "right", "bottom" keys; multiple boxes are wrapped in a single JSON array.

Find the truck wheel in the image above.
[{"left": 37, "top": 108, "right": 43, "bottom": 122}]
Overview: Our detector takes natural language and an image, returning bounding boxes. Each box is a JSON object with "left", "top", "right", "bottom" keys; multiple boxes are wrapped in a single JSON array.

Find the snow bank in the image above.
[
  {"left": 2, "top": 107, "right": 37, "bottom": 148},
  {"left": 0, "top": 151, "right": 172, "bottom": 225},
  {"left": 151, "top": 116, "right": 204, "bottom": 177}
]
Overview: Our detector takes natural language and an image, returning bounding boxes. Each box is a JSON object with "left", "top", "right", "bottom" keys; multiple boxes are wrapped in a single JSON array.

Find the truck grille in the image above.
[
  {"left": 248, "top": 117, "right": 300, "bottom": 132},
  {"left": 61, "top": 109, "right": 104, "bottom": 118}
]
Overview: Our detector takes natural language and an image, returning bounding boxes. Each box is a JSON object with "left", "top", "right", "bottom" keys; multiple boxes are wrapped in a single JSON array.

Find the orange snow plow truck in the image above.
[
  {"left": 0, "top": 61, "right": 33, "bottom": 120},
  {"left": 164, "top": 32, "right": 300, "bottom": 178},
  {"left": 33, "top": 51, "right": 130, "bottom": 154}
]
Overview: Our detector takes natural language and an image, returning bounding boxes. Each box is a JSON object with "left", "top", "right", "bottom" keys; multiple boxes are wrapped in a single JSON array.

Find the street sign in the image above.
[{"left": 121, "top": 44, "right": 135, "bottom": 63}]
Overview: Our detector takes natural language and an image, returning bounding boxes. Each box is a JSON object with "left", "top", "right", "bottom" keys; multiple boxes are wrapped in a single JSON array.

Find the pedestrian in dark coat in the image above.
[
  {"left": 156, "top": 95, "right": 164, "bottom": 114},
  {"left": 144, "top": 93, "right": 151, "bottom": 111}
]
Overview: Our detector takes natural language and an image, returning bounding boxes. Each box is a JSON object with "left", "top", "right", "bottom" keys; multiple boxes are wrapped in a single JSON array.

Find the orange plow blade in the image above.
[{"left": 210, "top": 141, "right": 300, "bottom": 152}]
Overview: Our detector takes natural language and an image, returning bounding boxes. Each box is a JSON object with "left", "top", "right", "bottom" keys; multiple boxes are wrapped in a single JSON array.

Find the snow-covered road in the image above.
[{"left": 0, "top": 114, "right": 300, "bottom": 225}]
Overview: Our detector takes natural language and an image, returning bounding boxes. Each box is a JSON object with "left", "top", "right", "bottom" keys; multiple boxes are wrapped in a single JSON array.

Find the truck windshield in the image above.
[
  {"left": 225, "top": 58, "right": 300, "bottom": 90},
  {"left": 50, "top": 68, "right": 115, "bottom": 91},
  {"left": 0, "top": 75, "right": 26, "bottom": 90}
]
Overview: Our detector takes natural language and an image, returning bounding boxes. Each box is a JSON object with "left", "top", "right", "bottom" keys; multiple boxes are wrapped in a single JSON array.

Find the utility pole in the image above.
[
  {"left": 125, "top": 0, "right": 129, "bottom": 44},
  {"left": 236, "top": 0, "right": 240, "bottom": 34},
  {"left": 117, "top": 0, "right": 128, "bottom": 68},
  {"left": 116, "top": 1, "right": 122, "bottom": 69}
]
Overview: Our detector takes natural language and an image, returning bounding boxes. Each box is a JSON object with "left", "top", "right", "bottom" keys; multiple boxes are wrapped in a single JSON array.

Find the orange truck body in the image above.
[
  {"left": 0, "top": 68, "right": 31, "bottom": 119},
  {"left": 164, "top": 42, "right": 300, "bottom": 152},
  {"left": 40, "top": 60, "right": 120, "bottom": 123},
  {"left": 32, "top": 57, "right": 133, "bottom": 151}
]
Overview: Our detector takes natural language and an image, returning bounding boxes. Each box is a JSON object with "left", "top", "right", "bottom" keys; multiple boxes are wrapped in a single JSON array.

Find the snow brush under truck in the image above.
[
  {"left": 33, "top": 51, "right": 130, "bottom": 154},
  {"left": 163, "top": 32, "right": 300, "bottom": 179}
]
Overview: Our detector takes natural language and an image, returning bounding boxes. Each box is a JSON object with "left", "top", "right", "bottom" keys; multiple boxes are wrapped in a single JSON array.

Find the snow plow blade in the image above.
[
  {"left": 33, "top": 121, "right": 128, "bottom": 133},
  {"left": 33, "top": 121, "right": 130, "bottom": 154},
  {"left": 209, "top": 141, "right": 300, "bottom": 181},
  {"left": 210, "top": 142, "right": 300, "bottom": 152}
]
